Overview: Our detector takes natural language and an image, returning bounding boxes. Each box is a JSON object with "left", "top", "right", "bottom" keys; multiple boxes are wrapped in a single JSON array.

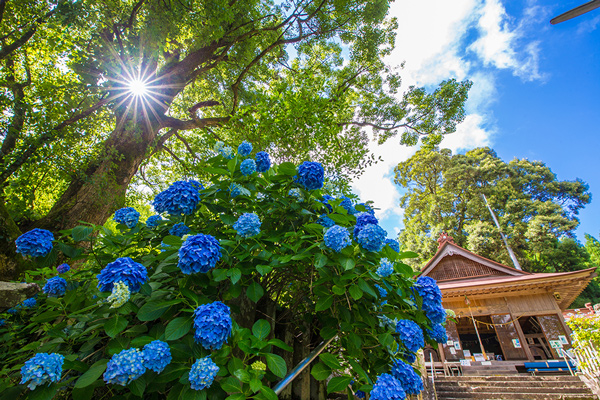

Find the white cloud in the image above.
[{"left": 440, "top": 114, "right": 494, "bottom": 152}]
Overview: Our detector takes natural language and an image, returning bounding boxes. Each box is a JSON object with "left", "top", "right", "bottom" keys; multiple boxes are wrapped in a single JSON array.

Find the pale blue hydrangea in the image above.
[
  {"left": 238, "top": 141, "right": 253, "bottom": 157},
  {"left": 22, "top": 298, "right": 36, "bottom": 308},
  {"left": 370, "top": 373, "right": 406, "bottom": 400},
  {"left": 391, "top": 359, "right": 424, "bottom": 395},
  {"left": 214, "top": 141, "right": 225, "bottom": 153},
  {"left": 316, "top": 214, "right": 335, "bottom": 228},
  {"left": 97, "top": 257, "right": 148, "bottom": 292},
  {"left": 15, "top": 228, "right": 54, "bottom": 257},
  {"left": 255, "top": 151, "right": 271, "bottom": 172},
  {"left": 240, "top": 158, "right": 256, "bottom": 175},
  {"left": 142, "top": 340, "right": 172, "bottom": 373},
  {"left": 375, "top": 284, "right": 387, "bottom": 298},
  {"left": 43, "top": 276, "right": 67, "bottom": 297},
  {"left": 56, "top": 263, "right": 70, "bottom": 274},
  {"left": 288, "top": 188, "right": 304, "bottom": 201},
  {"left": 20, "top": 353, "right": 64, "bottom": 390},
  {"left": 153, "top": 181, "right": 200, "bottom": 215},
  {"left": 396, "top": 319, "right": 424, "bottom": 353},
  {"left": 427, "top": 324, "right": 448, "bottom": 344},
  {"left": 169, "top": 222, "right": 190, "bottom": 237},
  {"left": 178, "top": 234, "right": 222, "bottom": 274},
  {"left": 377, "top": 258, "right": 394, "bottom": 277},
  {"left": 385, "top": 239, "right": 400, "bottom": 253},
  {"left": 106, "top": 281, "right": 131, "bottom": 308},
  {"left": 233, "top": 213, "right": 261, "bottom": 238},
  {"left": 113, "top": 207, "right": 140, "bottom": 228},
  {"left": 193, "top": 301, "right": 232, "bottom": 350},
  {"left": 146, "top": 215, "right": 163, "bottom": 227},
  {"left": 353, "top": 212, "right": 378, "bottom": 237},
  {"left": 103, "top": 348, "right": 146, "bottom": 386},
  {"left": 324, "top": 225, "right": 351, "bottom": 252},
  {"left": 296, "top": 161, "right": 324, "bottom": 190},
  {"left": 189, "top": 356, "right": 219, "bottom": 390},
  {"left": 356, "top": 224, "right": 387, "bottom": 252},
  {"left": 220, "top": 146, "right": 234, "bottom": 159},
  {"left": 229, "top": 183, "right": 241, "bottom": 198}
]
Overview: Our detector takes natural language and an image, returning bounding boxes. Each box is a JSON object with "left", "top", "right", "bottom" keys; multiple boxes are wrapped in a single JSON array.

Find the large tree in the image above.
[
  {"left": 0, "top": 0, "right": 470, "bottom": 279},
  {"left": 394, "top": 147, "right": 592, "bottom": 273}
]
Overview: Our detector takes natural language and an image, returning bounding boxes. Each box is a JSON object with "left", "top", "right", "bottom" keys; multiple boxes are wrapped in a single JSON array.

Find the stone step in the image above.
[
  {"left": 434, "top": 385, "right": 592, "bottom": 394},
  {"left": 436, "top": 375, "right": 583, "bottom": 382},
  {"left": 435, "top": 391, "right": 596, "bottom": 400},
  {"left": 436, "top": 380, "right": 588, "bottom": 388}
]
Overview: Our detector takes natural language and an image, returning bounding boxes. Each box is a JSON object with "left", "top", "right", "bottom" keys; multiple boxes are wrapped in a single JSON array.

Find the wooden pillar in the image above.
[
  {"left": 504, "top": 296, "right": 534, "bottom": 361},
  {"left": 553, "top": 300, "right": 573, "bottom": 346}
]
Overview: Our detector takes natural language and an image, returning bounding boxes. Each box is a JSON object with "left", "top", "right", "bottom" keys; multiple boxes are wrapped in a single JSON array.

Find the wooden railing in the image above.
[{"left": 571, "top": 340, "right": 600, "bottom": 396}]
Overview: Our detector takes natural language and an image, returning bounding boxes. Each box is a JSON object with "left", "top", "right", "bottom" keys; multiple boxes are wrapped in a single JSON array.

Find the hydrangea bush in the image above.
[{"left": 1, "top": 143, "right": 446, "bottom": 399}]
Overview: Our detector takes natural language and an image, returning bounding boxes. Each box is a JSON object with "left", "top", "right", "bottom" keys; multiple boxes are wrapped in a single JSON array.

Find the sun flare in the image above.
[{"left": 127, "top": 79, "right": 148, "bottom": 96}]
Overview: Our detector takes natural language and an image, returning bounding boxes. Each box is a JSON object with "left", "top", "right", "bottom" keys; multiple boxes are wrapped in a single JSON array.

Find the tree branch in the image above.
[
  {"left": 160, "top": 116, "right": 229, "bottom": 130},
  {"left": 0, "top": 8, "right": 56, "bottom": 60},
  {"left": 174, "top": 131, "right": 199, "bottom": 160},
  {"left": 338, "top": 121, "right": 425, "bottom": 135}
]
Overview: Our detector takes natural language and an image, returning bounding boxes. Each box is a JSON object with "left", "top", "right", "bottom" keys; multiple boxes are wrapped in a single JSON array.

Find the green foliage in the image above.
[
  {"left": 0, "top": 153, "right": 431, "bottom": 398},
  {"left": 566, "top": 314, "right": 600, "bottom": 346}
]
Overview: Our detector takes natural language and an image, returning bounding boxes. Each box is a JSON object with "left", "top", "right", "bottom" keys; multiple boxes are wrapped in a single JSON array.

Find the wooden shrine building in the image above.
[{"left": 419, "top": 233, "right": 597, "bottom": 366}]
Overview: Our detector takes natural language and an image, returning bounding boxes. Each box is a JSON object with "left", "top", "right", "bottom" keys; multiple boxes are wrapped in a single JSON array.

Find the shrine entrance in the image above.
[{"left": 455, "top": 315, "right": 505, "bottom": 361}]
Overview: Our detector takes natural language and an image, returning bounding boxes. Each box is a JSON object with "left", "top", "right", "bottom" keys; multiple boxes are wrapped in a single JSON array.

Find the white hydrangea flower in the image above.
[{"left": 107, "top": 281, "right": 131, "bottom": 308}]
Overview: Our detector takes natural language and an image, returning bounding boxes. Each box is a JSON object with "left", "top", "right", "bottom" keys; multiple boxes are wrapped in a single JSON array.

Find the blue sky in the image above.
[{"left": 351, "top": 0, "right": 600, "bottom": 243}]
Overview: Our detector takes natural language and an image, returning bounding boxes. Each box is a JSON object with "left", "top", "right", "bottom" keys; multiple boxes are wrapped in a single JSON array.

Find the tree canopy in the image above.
[{"left": 0, "top": 0, "right": 471, "bottom": 279}]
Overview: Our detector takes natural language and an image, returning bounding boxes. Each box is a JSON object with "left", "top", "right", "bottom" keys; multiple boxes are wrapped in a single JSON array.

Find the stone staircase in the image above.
[{"left": 434, "top": 375, "right": 597, "bottom": 400}]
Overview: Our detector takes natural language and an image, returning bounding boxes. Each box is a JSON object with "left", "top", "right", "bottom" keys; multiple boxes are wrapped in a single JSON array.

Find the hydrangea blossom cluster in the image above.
[
  {"left": 7, "top": 308, "right": 17, "bottom": 314},
  {"left": 56, "top": 263, "right": 70, "bottom": 274},
  {"left": 414, "top": 276, "right": 445, "bottom": 324},
  {"left": 353, "top": 212, "right": 378, "bottom": 237},
  {"left": 251, "top": 361, "right": 266, "bottom": 371},
  {"left": 142, "top": 340, "right": 172, "bottom": 373},
  {"left": 178, "top": 234, "right": 222, "bottom": 274},
  {"left": 233, "top": 213, "right": 261, "bottom": 238},
  {"left": 214, "top": 141, "right": 225, "bottom": 153},
  {"left": 193, "top": 301, "right": 232, "bottom": 350},
  {"left": 229, "top": 183, "right": 241, "bottom": 197},
  {"left": 219, "top": 145, "right": 234, "bottom": 159},
  {"left": 255, "top": 151, "right": 271, "bottom": 172},
  {"left": 395, "top": 319, "right": 424, "bottom": 353},
  {"left": 377, "top": 258, "right": 394, "bottom": 277},
  {"left": 146, "top": 215, "right": 163, "bottom": 227},
  {"left": 370, "top": 373, "right": 406, "bottom": 400},
  {"left": 321, "top": 194, "right": 334, "bottom": 212},
  {"left": 22, "top": 298, "right": 37, "bottom": 308},
  {"left": 0, "top": 319, "right": 5, "bottom": 327},
  {"left": 103, "top": 348, "right": 146, "bottom": 386},
  {"left": 288, "top": 188, "right": 304, "bottom": 201},
  {"left": 356, "top": 224, "right": 387, "bottom": 252},
  {"left": 385, "top": 239, "right": 400, "bottom": 253},
  {"left": 316, "top": 214, "right": 335, "bottom": 228},
  {"left": 97, "top": 257, "right": 148, "bottom": 292},
  {"left": 427, "top": 324, "right": 448, "bottom": 343},
  {"left": 189, "top": 356, "right": 219, "bottom": 390},
  {"left": 391, "top": 359, "right": 424, "bottom": 395},
  {"left": 169, "top": 222, "right": 190, "bottom": 237},
  {"left": 113, "top": 207, "right": 140, "bottom": 228},
  {"left": 107, "top": 281, "right": 131, "bottom": 308},
  {"left": 15, "top": 228, "right": 54, "bottom": 257},
  {"left": 153, "top": 181, "right": 200, "bottom": 215},
  {"left": 375, "top": 284, "right": 387, "bottom": 298},
  {"left": 240, "top": 159, "right": 256, "bottom": 175},
  {"left": 339, "top": 196, "right": 357, "bottom": 215},
  {"left": 238, "top": 141, "right": 253, "bottom": 156},
  {"left": 43, "top": 276, "right": 67, "bottom": 297},
  {"left": 356, "top": 390, "right": 366, "bottom": 398},
  {"left": 20, "top": 353, "right": 64, "bottom": 390},
  {"left": 296, "top": 161, "right": 324, "bottom": 190},
  {"left": 324, "top": 225, "right": 351, "bottom": 252}
]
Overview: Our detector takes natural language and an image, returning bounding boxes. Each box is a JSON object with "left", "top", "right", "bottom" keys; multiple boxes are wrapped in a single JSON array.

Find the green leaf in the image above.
[
  {"left": 225, "top": 394, "right": 246, "bottom": 400},
  {"left": 72, "top": 225, "right": 93, "bottom": 241},
  {"left": 357, "top": 279, "right": 377, "bottom": 297},
  {"left": 327, "top": 376, "right": 352, "bottom": 394},
  {"left": 137, "top": 299, "right": 180, "bottom": 321},
  {"left": 265, "top": 353, "right": 287, "bottom": 378},
  {"left": 267, "top": 338, "right": 293, "bottom": 352},
  {"left": 32, "top": 310, "right": 61, "bottom": 323},
  {"left": 256, "top": 264, "right": 272, "bottom": 275},
  {"left": 212, "top": 268, "right": 229, "bottom": 282},
  {"left": 319, "top": 353, "right": 341, "bottom": 369},
  {"left": 233, "top": 369, "right": 251, "bottom": 383},
  {"left": 332, "top": 285, "right": 345, "bottom": 295},
  {"left": 165, "top": 317, "right": 193, "bottom": 341},
  {"left": 229, "top": 268, "right": 241, "bottom": 284},
  {"left": 163, "top": 235, "right": 183, "bottom": 246},
  {"left": 252, "top": 319, "right": 271, "bottom": 340},
  {"left": 310, "top": 362, "right": 331, "bottom": 381},
  {"left": 398, "top": 251, "right": 419, "bottom": 259},
  {"left": 155, "top": 364, "right": 189, "bottom": 383},
  {"left": 339, "top": 256, "right": 355, "bottom": 271},
  {"left": 348, "top": 285, "right": 363, "bottom": 300},
  {"left": 348, "top": 359, "right": 369, "bottom": 383},
  {"left": 259, "top": 386, "right": 279, "bottom": 400},
  {"left": 250, "top": 378, "right": 262, "bottom": 392},
  {"left": 28, "top": 384, "right": 59, "bottom": 400},
  {"left": 129, "top": 375, "right": 146, "bottom": 397},
  {"left": 220, "top": 214, "right": 237, "bottom": 225},
  {"left": 314, "top": 253, "right": 328, "bottom": 268},
  {"left": 246, "top": 282, "right": 264, "bottom": 303},
  {"left": 74, "top": 359, "right": 108, "bottom": 388},
  {"left": 227, "top": 159, "right": 237, "bottom": 173},
  {"left": 220, "top": 376, "right": 242, "bottom": 393},
  {"left": 278, "top": 162, "right": 297, "bottom": 175},
  {"left": 56, "top": 242, "right": 82, "bottom": 258},
  {"left": 315, "top": 294, "right": 333, "bottom": 311},
  {"left": 105, "top": 315, "right": 128, "bottom": 338}
]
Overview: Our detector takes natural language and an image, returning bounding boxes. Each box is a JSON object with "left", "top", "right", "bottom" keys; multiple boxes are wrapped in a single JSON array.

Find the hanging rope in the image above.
[{"left": 463, "top": 314, "right": 524, "bottom": 328}]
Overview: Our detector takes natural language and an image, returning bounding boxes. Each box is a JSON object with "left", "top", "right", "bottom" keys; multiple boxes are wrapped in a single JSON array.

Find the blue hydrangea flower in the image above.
[
  {"left": 214, "top": 141, "right": 225, "bottom": 153},
  {"left": 43, "top": 276, "right": 67, "bottom": 297},
  {"left": 20, "top": 353, "right": 64, "bottom": 390},
  {"left": 385, "top": 239, "right": 400, "bottom": 253},
  {"left": 153, "top": 181, "right": 200, "bottom": 215},
  {"left": 316, "top": 214, "right": 335, "bottom": 228},
  {"left": 339, "top": 196, "right": 357, "bottom": 215},
  {"left": 288, "top": 188, "right": 304, "bottom": 201},
  {"left": 370, "top": 373, "right": 406, "bottom": 400},
  {"left": 296, "top": 161, "right": 324, "bottom": 190},
  {"left": 255, "top": 151, "right": 271, "bottom": 172},
  {"left": 15, "top": 228, "right": 54, "bottom": 257},
  {"left": 425, "top": 304, "right": 447, "bottom": 325},
  {"left": 414, "top": 276, "right": 445, "bottom": 324},
  {"left": 0, "top": 319, "right": 5, "bottom": 327},
  {"left": 229, "top": 183, "right": 241, "bottom": 198},
  {"left": 7, "top": 308, "right": 18, "bottom": 314},
  {"left": 22, "top": 298, "right": 36, "bottom": 308},
  {"left": 220, "top": 146, "right": 234, "bottom": 159},
  {"left": 240, "top": 158, "right": 256, "bottom": 175},
  {"left": 113, "top": 207, "right": 140, "bottom": 228},
  {"left": 169, "top": 222, "right": 190, "bottom": 237},
  {"left": 233, "top": 213, "right": 261, "bottom": 238},
  {"left": 193, "top": 301, "right": 232, "bottom": 350},
  {"left": 391, "top": 359, "right": 424, "bottom": 395},
  {"left": 97, "top": 257, "right": 148, "bottom": 292},
  {"left": 403, "top": 352, "right": 417, "bottom": 364},
  {"left": 396, "top": 319, "right": 424, "bottom": 353},
  {"left": 146, "top": 215, "right": 163, "bottom": 227},
  {"left": 377, "top": 258, "right": 394, "bottom": 277},
  {"left": 238, "top": 141, "right": 253, "bottom": 157},
  {"left": 103, "top": 348, "right": 146, "bottom": 386},
  {"left": 321, "top": 194, "right": 335, "bottom": 212},
  {"left": 142, "top": 340, "right": 172, "bottom": 373},
  {"left": 324, "top": 225, "right": 351, "bottom": 252},
  {"left": 356, "top": 224, "right": 387, "bottom": 252},
  {"left": 375, "top": 284, "right": 387, "bottom": 298},
  {"left": 353, "top": 212, "right": 379, "bottom": 237},
  {"left": 189, "top": 356, "right": 219, "bottom": 390},
  {"left": 427, "top": 324, "right": 448, "bottom": 344},
  {"left": 57, "top": 263, "right": 70, "bottom": 274},
  {"left": 356, "top": 390, "right": 366, "bottom": 398},
  {"left": 178, "top": 234, "right": 222, "bottom": 274}
]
